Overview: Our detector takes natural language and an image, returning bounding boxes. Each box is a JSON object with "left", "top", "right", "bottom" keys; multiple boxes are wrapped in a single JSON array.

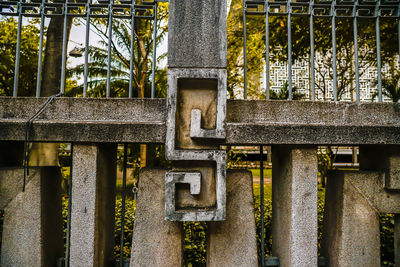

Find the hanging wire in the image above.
[{"left": 23, "top": 92, "right": 63, "bottom": 192}]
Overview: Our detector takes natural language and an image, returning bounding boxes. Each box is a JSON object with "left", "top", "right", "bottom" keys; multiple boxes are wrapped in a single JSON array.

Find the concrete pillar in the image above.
[
  {"left": 0, "top": 167, "right": 63, "bottom": 266},
  {"left": 69, "top": 143, "right": 117, "bottom": 267},
  {"left": 322, "top": 171, "right": 381, "bottom": 267},
  {"left": 207, "top": 170, "right": 258, "bottom": 267},
  {"left": 130, "top": 169, "right": 182, "bottom": 267},
  {"left": 271, "top": 146, "right": 318, "bottom": 267}
]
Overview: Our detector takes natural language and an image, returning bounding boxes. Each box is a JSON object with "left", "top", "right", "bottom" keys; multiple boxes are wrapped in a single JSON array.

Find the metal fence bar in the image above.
[
  {"left": 243, "top": 0, "right": 247, "bottom": 100},
  {"left": 376, "top": 1, "right": 382, "bottom": 102},
  {"left": 287, "top": 1, "right": 292, "bottom": 100},
  {"left": 310, "top": 0, "right": 315, "bottom": 101},
  {"left": 353, "top": 3, "right": 360, "bottom": 103},
  {"left": 60, "top": 0, "right": 69, "bottom": 95},
  {"left": 65, "top": 148, "right": 73, "bottom": 267},
  {"left": 265, "top": 1, "right": 270, "bottom": 100},
  {"left": 259, "top": 145, "right": 265, "bottom": 267},
  {"left": 129, "top": 0, "right": 136, "bottom": 98},
  {"left": 151, "top": 1, "right": 157, "bottom": 99},
  {"left": 83, "top": 0, "right": 91, "bottom": 97},
  {"left": 398, "top": 15, "right": 400, "bottom": 68},
  {"left": 331, "top": 0, "right": 338, "bottom": 101},
  {"left": 106, "top": 0, "right": 114, "bottom": 98},
  {"left": 35, "top": 0, "right": 46, "bottom": 97},
  {"left": 119, "top": 143, "right": 128, "bottom": 267},
  {"left": 13, "top": 2, "right": 22, "bottom": 97}
]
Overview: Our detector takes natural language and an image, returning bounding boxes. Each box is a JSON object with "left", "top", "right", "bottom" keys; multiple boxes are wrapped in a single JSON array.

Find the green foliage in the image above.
[
  {"left": 372, "top": 71, "right": 400, "bottom": 103},
  {"left": 114, "top": 198, "right": 137, "bottom": 258},
  {"left": 183, "top": 222, "right": 208, "bottom": 266},
  {"left": 67, "top": 2, "right": 169, "bottom": 98},
  {"left": 0, "top": 18, "right": 41, "bottom": 96},
  {"left": 380, "top": 214, "right": 395, "bottom": 266},
  {"left": 269, "top": 81, "right": 305, "bottom": 100}
]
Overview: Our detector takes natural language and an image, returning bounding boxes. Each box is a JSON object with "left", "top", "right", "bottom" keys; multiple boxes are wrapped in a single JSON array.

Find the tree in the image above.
[
  {"left": 227, "top": 0, "right": 399, "bottom": 101},
  {"left": 0, "top": 18, "right": 40, "bottom": 96},
  {"left": 67, "top": 2, "right": 168, "bottom": 98}
]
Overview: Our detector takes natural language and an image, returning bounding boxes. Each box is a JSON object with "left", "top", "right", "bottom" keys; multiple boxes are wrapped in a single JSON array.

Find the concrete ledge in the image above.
[{"left": 1, "top": 97, "right": 400, "bottom": 144}]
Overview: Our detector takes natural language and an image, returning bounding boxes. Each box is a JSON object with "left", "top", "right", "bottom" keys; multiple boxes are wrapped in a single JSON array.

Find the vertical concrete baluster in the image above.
[
  {"left": 0, "top": 167, "right": 63, "bottom": 266},
  {"left": 272, "top": 146, "right": 318, "bottom": 267},
  {"left": 69, "top": 143, "right": 116, "bottom": 267},
  {"left": 130, "top": 169, "right": 182, "bottom": 267},
  {"left": 207, "top": 170, "right": 258, "bottom": 267}
]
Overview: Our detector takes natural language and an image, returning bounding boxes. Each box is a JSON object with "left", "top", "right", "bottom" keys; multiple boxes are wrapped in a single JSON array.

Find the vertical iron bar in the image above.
[
  {"left": 243, "top": 0, "right": 247, "bottom": 99},
  {"left": 60, "top": 0, "right": 69, "bottom": 95},
  {"left": 353, "top": 3, "right": 360, "bottom": 103},
  {"left": 119, "top": 143, "right": 128, "bottom": 267},
  {"left": 129, "top": 0, "right": 136, "bottom": 98},
  {"left": 151, "top": 1, "right": 158, "bottom": 99},
  {"left": 36, "top": 0, "right": 46, "bottom": 97},
  {"left": 83, "top": 0, "right": 91, "bottom": 97},
  {"left": 331, "top": 1, "right": 338, "bottom": 101},
  {"left": 265, "top": 1, "right": 270, "bottom": 100},
  {"left": 65, "top": 145, "right": 73, "bottom": 267},
  {"left": 106, "top": 0, "right": 114, "bottom": 98},
  {"left": 398, "top": 16, "right": 400, "bottom": 68},
  {"left": 260, "top": 145, "right": 265, "bottom": 267},
  {"left": 287, "top": 1, "right": 292, "bottom": 100},
  {"left": 310, "top": 0, "right": 315, "bottom": 101},
  {"left": 376, "top": 2, "right": 382, "bottom": 102},
  {"left": 13, "top": 1, "right": 23, "bottom": 97}
]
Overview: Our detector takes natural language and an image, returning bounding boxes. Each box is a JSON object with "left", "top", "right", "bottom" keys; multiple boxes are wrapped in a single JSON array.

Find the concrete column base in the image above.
[
  {"left": 207, "top": 170, "right": 258, "bottom": 267},
  {"left": 272, "top": 146, "right": 318, "bottom": 267},
  {"left": 322, "top": 171, "right": 381, "bottom": 267},
  {"left": 0, "top": 167, "right": 63, "bottom": 266},
  {"left": 130, "top": 169, "right": 183, "bottom": 267},
  {"left": 69, "top": 143, "right": 117, "bottom": 267}
]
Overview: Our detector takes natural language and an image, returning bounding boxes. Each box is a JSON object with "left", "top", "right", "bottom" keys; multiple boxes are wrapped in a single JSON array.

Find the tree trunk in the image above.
[{"left": 30, "top": 15, "right": 73, "bottom": 167}]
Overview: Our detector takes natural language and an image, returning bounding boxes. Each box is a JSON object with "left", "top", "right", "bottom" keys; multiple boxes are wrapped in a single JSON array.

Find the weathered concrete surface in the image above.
[
  {"left": 322, "top": 171, "right": 381, "bottom": 267},
  {"left": 333, "top": 171, "right": 400, "bottom": 214},
  {"left": 168, "top": 0, "right": 226, "bottom": 68},
  {"left": 207, "top": 170, "right": 258, "bottom": 267},
  {"left": 176, "top": 78, "right": 218, "bottom": 150},
  {"left": 272, "top": 146, "right": 318, "bottom": 267},
  {"left": 360, "top": 145, "right": 400, "bottom": 190},
  {"left": 174, "top": 161, "right": 217, "bottom": 209},
  {"left": 2, "top": 98, "right": 400, "bottom": 144},
  {"left": 130, "top": 169, "right": 182, "bottom": 267},
  {"left": 1, "top": 167, "right": 63, "bottom": 267},
  {"left": 70, "top": 143, "right": 116, "bottom": 267}
]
